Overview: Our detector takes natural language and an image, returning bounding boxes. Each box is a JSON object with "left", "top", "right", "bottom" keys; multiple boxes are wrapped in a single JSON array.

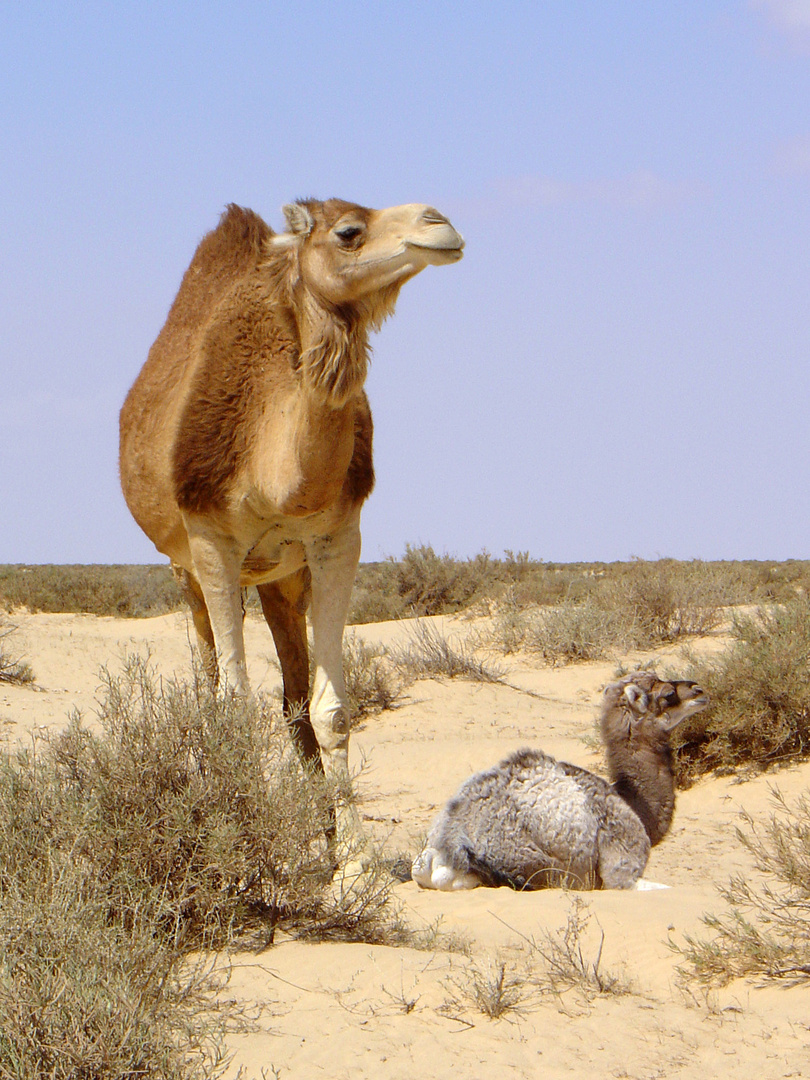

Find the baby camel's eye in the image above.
[{"left": 335, "top": 225, "right": 363, "bottom": 244}]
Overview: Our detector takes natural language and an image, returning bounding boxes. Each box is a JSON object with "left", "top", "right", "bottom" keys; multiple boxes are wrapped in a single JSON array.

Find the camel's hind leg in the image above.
[
  {"left": 256, "top": 569, "right": 323, "bottom": 772},
  {"left": 172, "top": 564, "right": 219, "bottom": 684}
]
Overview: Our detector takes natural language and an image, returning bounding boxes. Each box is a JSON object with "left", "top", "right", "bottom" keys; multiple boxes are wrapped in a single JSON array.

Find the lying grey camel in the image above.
[{"left": 412, "top": 671, "right": 708, "bottom": 890}]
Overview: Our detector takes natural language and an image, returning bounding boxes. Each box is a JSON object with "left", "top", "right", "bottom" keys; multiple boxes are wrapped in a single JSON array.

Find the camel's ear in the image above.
[
  {"left": 282, "top": 203, "right": 315, "bottom": 237},
  {"left": 622, "top": 684, "right": 648, "bottom": 713}
]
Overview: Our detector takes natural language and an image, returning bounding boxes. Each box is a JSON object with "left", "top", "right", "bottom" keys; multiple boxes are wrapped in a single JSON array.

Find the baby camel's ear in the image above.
[{"left": 622, "top": 683, "right": 648, "bottom": 713}]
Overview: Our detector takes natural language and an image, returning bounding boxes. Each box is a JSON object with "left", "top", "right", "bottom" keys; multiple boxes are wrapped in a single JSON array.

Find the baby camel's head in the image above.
[
  {"left": 602, "top": 670, "right": 709, "bottom": 739},
  {"left": 601, "top": 671, "right": 710, "bottom": 846}
]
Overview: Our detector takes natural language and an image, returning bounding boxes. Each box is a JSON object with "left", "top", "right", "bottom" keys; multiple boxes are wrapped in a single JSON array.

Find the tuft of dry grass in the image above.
[
  {"left": 0, "top": 619, "right": 34, "bottom": 685},
  {"left": 394, "top": 618, "right": 505, "bottom": 683},
  {"left": 491, "top": 898, "right": 632, "bottom": 1000},
  {"left": 442, "top": 956, "right": 529, "bottom": 1020},
  {"left": 528, "top": 898, "right": 632, "bottom": 998},
  {"left": 677, "top": 789, "right": 810, "bottom": 985},
  {"left": 342, "top": 633, "right": 406, "bottom": 722}
]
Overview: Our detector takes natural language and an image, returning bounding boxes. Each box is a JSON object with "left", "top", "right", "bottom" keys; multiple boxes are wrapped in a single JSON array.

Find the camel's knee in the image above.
[{"left": 310, "top": 694, "right": 351, "bottom": 754}]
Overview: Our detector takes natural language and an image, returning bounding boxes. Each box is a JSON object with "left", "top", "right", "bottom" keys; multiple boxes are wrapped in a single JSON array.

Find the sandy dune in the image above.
[{"left": 2, "top": 610, "right": 809, "bottom": 1078}]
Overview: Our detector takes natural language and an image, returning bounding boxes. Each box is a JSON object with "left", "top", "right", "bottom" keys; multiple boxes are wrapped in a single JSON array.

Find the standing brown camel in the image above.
[{"left": 119, "top": 198, "right": 464, "bottom": 860}]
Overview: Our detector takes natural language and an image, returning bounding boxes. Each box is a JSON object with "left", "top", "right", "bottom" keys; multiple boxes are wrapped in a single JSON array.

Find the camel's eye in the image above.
[{"left": 335, "top": 225, "right": 363, "bottom": 245}]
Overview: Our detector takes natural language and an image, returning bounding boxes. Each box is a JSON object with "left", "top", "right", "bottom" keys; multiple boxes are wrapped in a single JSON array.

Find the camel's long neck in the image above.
[
  {"left": 297, "top": 292, "right": 370, "bottom": 407},
  {"left": 606, "top": 740, "right": 676, "bottom": 847}
]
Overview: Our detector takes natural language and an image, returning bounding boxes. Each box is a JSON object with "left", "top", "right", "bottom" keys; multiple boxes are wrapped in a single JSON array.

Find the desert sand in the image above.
[{"left": 2, "top": 609, "right": 809, "bottom": 1079}]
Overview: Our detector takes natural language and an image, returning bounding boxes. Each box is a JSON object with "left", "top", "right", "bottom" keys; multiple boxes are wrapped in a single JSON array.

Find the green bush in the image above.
[{"left": 675, "top": 600, "right": 810, "bottom": 783}]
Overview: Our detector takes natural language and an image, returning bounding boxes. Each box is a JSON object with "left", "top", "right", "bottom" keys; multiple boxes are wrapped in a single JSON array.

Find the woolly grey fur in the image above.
[{"left": 411, "top": 671, "right": 708, "bottom": 891}]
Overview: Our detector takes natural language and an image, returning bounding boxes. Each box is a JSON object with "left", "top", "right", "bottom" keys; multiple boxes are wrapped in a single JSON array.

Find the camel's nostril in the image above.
[{"left": 421, "top": 207, "right": 450, "bottom": 226}]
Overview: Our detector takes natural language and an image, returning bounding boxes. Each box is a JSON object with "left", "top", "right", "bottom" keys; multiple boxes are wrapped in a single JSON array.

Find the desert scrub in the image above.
[
  {"left": 0, "top": 563, "right": 183, "bottom": 617},
  {"left": 0, "top": 619, "right": 34, "bottom": 685},
  {"left": 513, "top": 598, "right": 630, "bottom": 663},
  {"left": 0, "top": 856, "right": 227, "bottom": 1079},
  {"left": 488, "top": 559, "right": 729, "bottom": 663},
  {"left": 596, "top": 558, "right": 725, "bottom": 646},
  {"left": 487, "top": 595, "right": 632, "bottom": 663},
  {"left": 675, "top": 599, "right": 810, "bottom": 783},
  {"left": 343, "top": 632, "right": 405, "bottom": 721},
  {"left": 0, "top": 660, "right": 409, "bottom": 1079},
  {"left": 678, "top": 790, "right": 810, "bottom": 984},
  {"left": 55, "top": 656, "right": 403, "bottom": 945},
  {"left": 0, "top": 726, "right": 228, "bottom": 1077},
  {"left": 4, "top": 557, "right": 806, "bottom": 622},
  {"left": 348, "top": 545, "right": 500, "bottom": 623},
  {"left": 394, "top": 618, "right": 505, "bottom": 682}
]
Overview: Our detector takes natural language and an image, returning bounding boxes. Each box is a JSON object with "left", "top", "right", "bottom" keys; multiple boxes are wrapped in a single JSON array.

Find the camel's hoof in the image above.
[{"left": 329, "top": 844, "right": 378, "bottom": 895}]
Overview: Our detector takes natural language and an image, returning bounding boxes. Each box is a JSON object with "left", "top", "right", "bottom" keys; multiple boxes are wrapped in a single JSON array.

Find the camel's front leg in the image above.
[
  {"left": 305, "top": 517, "right": 363, "bottom": 860},
  {"left": 184, "top": 518, "right": 249, "bottom": 694}
]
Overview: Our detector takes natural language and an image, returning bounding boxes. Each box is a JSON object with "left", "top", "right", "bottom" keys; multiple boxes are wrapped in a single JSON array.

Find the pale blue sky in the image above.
[{"left": 2, "top": 1, "right": 809, "bottom": 563}]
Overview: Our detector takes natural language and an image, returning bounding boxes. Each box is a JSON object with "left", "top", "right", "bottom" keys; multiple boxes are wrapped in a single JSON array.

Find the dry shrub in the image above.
[
  {"left": 519, "top": 599, "right": 629, "bottom": 664},
  {"left": 393, "top": 545, "right": 495, "bottom": 616},
  {"left": 442, "top": 957, "right": 528, "bottom": 1020},
  {"left": 0, "top": 658, "right": 406, "bottom": 1077},
  {"left": 488, "top": 559, "right": 727, "bottom": 664},
  {"left": 528, "top": 898, "right": 631, "bottom": 998},
  {"left": 0, "top": 564, "right": 182, "bottom": 617},
  {"left": 342, "top": 633, "right": 405, "bottom": 721},
  {"left": 348, "top": 545, "right": 498, "bottom": 623},
  {"left": 0, "top": 620, "right": 34, "bottom": 685},
  {"left": 597, "top": 558, "right": 725, "bottom": 646},
  {"left": 679, "top": 790, "right": 810, "bottom": 984},
  {"left": 675, "top": 599, "right": 810, "bottom": 782},
  {"left": 395, "top": 618, "right": 504, "bottom": 683},
  {"left": 0, "top": 859, "right": 226, "bottom": 1079}
]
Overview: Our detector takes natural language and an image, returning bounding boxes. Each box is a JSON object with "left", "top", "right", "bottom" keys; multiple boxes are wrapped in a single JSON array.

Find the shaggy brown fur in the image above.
[
  {"left": 601, "top": 672, "right": 707, "bottom": 845},
  {"left": 119, "top": 197, "right": 463, "bottom": 861}
]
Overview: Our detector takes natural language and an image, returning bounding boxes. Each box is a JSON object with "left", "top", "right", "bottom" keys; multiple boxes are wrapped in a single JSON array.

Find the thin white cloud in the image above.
[{"left": 750, "top": 0, "right": 810, "bottom": 50}]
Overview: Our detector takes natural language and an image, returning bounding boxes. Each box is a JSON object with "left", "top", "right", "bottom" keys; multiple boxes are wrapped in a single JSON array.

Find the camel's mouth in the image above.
[{"left": 406, "top": 240, "right": 465, "bottom": 265}]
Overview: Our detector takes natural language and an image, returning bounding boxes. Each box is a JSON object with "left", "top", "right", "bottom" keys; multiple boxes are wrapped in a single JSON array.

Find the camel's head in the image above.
[
  {"left": 271, "top": 197, "right": 464, "bottom": 314},
  {"left": 604, "top": 671, "right": 710, "bottom": 737}
]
